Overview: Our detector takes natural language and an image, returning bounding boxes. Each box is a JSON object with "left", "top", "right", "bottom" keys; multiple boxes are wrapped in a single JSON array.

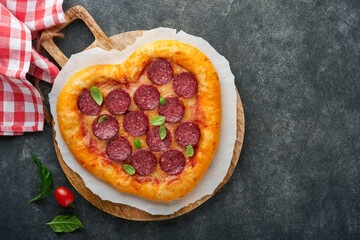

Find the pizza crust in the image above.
[{"left": 57, "top": 40, "right": 221, "bottom": 201}]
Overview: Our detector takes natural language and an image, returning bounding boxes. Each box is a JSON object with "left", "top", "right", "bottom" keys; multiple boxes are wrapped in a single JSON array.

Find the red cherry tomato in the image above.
[{"left": 55, "top": 187, "right": 74, "bottom": 207}]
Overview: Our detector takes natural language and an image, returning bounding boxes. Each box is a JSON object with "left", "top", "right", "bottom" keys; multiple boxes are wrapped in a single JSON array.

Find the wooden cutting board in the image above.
[{"left": 41, "top": 5, "right": 245, "bottom": 221}]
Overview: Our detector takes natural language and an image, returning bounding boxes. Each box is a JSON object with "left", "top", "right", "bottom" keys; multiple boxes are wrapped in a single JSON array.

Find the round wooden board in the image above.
[{"left": 44, "top": 5, "right": 245, "bottom": 221}]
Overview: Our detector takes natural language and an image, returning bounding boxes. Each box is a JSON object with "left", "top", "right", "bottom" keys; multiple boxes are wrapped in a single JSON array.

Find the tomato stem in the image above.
[{"left": 69, "top": 202, "right": 76, "bottom": 211}]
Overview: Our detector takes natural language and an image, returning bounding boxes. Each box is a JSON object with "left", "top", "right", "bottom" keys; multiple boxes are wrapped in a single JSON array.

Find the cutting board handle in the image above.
[{"left": 40, "top": 5, "right": 110, "bottom": 67}]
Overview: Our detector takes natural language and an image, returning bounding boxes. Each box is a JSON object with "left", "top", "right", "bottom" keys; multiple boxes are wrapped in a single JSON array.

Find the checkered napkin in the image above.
[{"left": 0, "top": 0, "right": 65, "bottom": 136}]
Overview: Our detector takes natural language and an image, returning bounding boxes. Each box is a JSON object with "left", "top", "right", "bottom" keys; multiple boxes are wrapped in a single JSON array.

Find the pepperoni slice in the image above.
[
  {"left": 173, "top": 72, "right": 198, "bottom": 98},
  {"left": 105, "top": 89, "right": 131, "bottom": 115},
  {"left": 92, "top": 114, "right": 119, "bottom": 140},
  {"left": 78, "top": 89, "right": 102, "bottom": 115},
  {"left": 130, "top": 150, "right": 157, "bottom": 176},
  {"left": 158, "top": 97, "right": 185, "bottom": 123},
  {"left": 175, "top": 121, "right": 201, "bottom": 147},
  {"left": 134, "top": 85, "right": 160, "bottom": 110},
  {"left": 123, "top": 111, "right": 149, "bottom": 136},
  {"left": 106, "top": 136, "right": 132, "bottom": 162},
  {"left": 160, "top": 149, "right": 186, "bottom": 175},
  {"left": 147, "top": 59, "right": 173, "bottom": 85},
  {"left": 146, "top": 126, "right": 172, "bottom": 152}
]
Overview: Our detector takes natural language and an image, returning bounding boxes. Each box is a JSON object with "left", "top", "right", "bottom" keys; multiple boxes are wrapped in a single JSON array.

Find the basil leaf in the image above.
[
  {"left": 30, "top": 154, "right": 53, "bottom": 202},
  {"left": 98, "top": 115, "right": 107, "bottom": 124},
  {"left": 90, "top": 86, "right": 103, "bottom": 106},
  {"left": 186, "top": 145, "right": 194, "bottom": 157},
  {"left": 46, "top": 215, "right": 84, "bottom": 233},
  {"left": 150, "top": 116, "right": 165, "bottom": 126},
  {"left": 159, "top": 126, "right": 167, "bottom": 140},
  {"left": 133, "top": 139, "right": 141, "bottom": 149},
  {"left": 123, "top": 164, "right": 135, "bottom": 175},
  {"left": 159, "top": 97, "right": 166, "bottom": 105}
]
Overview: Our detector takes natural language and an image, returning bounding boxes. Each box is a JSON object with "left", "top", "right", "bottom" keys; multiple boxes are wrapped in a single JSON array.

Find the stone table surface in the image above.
[{"left": 1, "top": 0, "right": 360, "bottom": 239}]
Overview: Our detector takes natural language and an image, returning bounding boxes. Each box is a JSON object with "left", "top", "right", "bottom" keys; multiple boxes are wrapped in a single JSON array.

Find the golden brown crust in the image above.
[{"left": 57, "top": 40, "right": 221, "bottom": 201}]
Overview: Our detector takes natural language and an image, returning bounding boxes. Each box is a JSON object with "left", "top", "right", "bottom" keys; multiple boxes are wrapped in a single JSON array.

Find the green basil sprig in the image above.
[
  {"left": 123, "top": 164, "right": 135, "bottom": 175},
  {"left": 133, "top": 139, "right": 141, "bottom": 149},
  {"left": 150, "top": 116, "right": 165, "bottom": 126},
  {"left": 159, "top": 126, "right": 167, "bottom": 140},
  {"left": 30, "top": 154, "right": 53, "bottom": 202},
  {"left": 186, "top": 145, "right": 194, "bottom": 157},
  {"left": 90, "top": 86, "right": 103, "bottom": 106},
  {"left": 98, "top": 115, "right": 107, "bottom": 124},
  {"left": 46, "top": 215, "right": 84, "bottom": 233},
  {"left": 159, "top": 97, "right": 166, "bottom": 105}
]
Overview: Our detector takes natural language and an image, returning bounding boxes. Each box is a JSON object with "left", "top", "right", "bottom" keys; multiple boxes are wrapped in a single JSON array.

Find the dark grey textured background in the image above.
[{"left": 1, "top": 0, "right": 360, "bottom": 239}]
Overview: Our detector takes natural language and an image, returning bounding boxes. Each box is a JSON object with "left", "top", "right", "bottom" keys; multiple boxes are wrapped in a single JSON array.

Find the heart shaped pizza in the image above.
[{"left": 57, "top": 40, "right": 221, "bottom": 201}]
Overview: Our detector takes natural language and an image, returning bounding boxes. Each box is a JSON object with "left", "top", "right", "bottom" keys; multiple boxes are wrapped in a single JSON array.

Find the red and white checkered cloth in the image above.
[{"left": 0, "top": 0, "right": 65, "bottom": 135}]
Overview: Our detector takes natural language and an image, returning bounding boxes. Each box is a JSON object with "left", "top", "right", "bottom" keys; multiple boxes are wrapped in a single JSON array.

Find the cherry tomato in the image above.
[{"left": 55, "top": 187, "right": 74, "bottom": 207}]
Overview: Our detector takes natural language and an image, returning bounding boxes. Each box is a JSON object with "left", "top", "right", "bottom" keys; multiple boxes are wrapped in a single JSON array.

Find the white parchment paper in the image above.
[{"left": 49, "top": 28, "right": 237, "bottom": 215}]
